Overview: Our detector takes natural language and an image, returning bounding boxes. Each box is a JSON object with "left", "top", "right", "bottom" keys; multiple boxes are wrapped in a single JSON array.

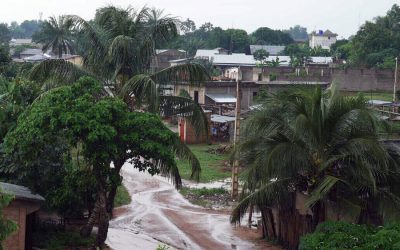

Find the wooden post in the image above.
[
  {"left": 232, "top": 67, "right": 241, "bottom": 198},
  {"left": 394, "top": 57, "right": 398, "bottom": 102},
  {"left": 393, "top": 57, "right": 398, "bottom": 113}
]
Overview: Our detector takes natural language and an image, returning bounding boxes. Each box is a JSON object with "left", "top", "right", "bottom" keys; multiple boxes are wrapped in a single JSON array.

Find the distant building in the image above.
[
  {"left": 309, "top": 30, "right": 338, "bottom": 50},
  {"left": 19, "top": 48, "right": 43, "bottom": 59},
  {"left": 9, "top": 38, "right": 37, "bottom": 47},
  {"left": 151, "top": 49, "right": 187, "bottom": 71},
  {"left": 249, "top": 45, "right": 285, "bottom": 56}
]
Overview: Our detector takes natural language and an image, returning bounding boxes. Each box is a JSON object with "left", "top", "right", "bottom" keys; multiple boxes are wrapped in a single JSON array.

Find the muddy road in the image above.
[{"left": 106, "top": 163, "right": 279, "bottom": 250}]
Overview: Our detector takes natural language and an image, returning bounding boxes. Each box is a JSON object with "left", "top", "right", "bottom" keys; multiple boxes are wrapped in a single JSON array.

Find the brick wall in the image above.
[{"left": 3, "top": 202, "right": 26, "bottom": 250}]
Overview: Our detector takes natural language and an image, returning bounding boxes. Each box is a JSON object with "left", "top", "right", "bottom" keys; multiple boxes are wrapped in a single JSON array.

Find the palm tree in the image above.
[
  {"left": 231, "top": 86, "right": 400, "bottom": 249},
  {"left": 34, "top": 16, "right": 75, "bottom": 58},
  {"left": 28, "top": 6, "right": 209, "bottom": 248}
]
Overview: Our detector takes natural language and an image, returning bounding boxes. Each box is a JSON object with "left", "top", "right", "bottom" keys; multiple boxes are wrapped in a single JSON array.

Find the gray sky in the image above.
[{"left": 0, "top": 0, "right": 398, "bottom": 38}]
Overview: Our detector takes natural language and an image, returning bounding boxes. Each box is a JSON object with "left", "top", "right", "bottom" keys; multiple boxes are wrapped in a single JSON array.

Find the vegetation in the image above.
[
  {"left": 176, "top": 144, "right": 231, "bottom": 182},
  {"left": 232, "top": 85, "right": 400, "bottom": 249},
  {"left": 32, "top": 16, "right": 75, "bottom": 58},
  {"left": 32, "top": 231, "right": 95, "bottom": 250},
  {"left": 334, "top": 4, "right": 400, "bottom": 68},
  {"left": 300, "top": 221, "right": 400, "bottom": 250},
  {"left": 114, "top": 185, "right": 131, "bottom": 208},
  {"left": 2, "top": 77, "right": 194, "bottom": 248},
  {"left": 180, "top": 187, "right": 229, "bottom": 207}
]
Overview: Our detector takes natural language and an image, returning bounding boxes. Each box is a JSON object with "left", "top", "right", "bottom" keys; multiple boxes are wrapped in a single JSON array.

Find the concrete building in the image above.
[
  {"left": 151, "top": 49, "right": 187, "bottom": 71},
  {"left": 1, "top": 182, "right": 44, "bottom": 250},
  {"left": 309, "top": 30, "right": 338, "bottom": 50}
]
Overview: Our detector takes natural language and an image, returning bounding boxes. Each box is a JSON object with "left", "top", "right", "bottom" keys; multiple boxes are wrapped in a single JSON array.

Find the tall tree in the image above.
[
  {"left": 349, "top": 4, "right": 400, "bottom": 68},
  {"left": 33, "top": 16, "right": 75, "bottom": 58},
  {"left": 283, "top": 25, "right": 308, "bottom": 41},
  {"left": 2, "top": 77, "right": 198, "bottom": 248},
  {"left": 252, "top": 27, "right": 293, "bottom": 45},
  {"left": 232, "top": 86, "right": 400, "bottom": 249}
]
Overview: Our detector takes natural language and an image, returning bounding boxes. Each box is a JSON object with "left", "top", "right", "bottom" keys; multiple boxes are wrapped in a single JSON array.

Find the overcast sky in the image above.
[{"left": 0, "top": 0, "right": 398, "bottom": 38}]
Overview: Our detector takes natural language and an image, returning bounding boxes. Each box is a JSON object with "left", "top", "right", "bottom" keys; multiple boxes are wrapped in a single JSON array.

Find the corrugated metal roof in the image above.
[
  {"left": 195, "top": 50, "right": 332, "bottom": 66},
  {"left": 205, "top": 93, "right": 236, "bottom": 103},
  {"left": 249, "top": 45, "right": 285, "bottom": 55},
  {"left": 211, "top": 114, "right": 236, "bottom": 123},
  {"left": 20, "top": 48, "right": 43, "bottom": 55},
  {"left": 368, "top": 100, "right": 392, "bottom": 106},
  {"left": 0, "top": 182, "right": 45, "bottom": 202}
]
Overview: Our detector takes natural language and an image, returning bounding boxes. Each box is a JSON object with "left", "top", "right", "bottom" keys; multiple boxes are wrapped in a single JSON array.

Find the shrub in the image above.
[{"left": 300, "top": 221, "right": 400, "bottom": 250}]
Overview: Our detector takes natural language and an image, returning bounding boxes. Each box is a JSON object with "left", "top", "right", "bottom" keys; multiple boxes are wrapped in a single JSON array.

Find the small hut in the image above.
[{"left": 1, "top": 182, "right": 44, "bottom": 250}]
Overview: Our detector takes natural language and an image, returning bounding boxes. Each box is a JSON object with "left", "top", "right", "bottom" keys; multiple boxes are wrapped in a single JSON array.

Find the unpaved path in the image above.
[{"left": 106, "top": 163, "right": 280, "bottom": 250}]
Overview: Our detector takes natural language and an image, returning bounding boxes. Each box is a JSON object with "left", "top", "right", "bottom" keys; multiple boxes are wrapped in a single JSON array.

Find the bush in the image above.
[{"left": 300, "top": 221, "right": 400, "bottom": 250}]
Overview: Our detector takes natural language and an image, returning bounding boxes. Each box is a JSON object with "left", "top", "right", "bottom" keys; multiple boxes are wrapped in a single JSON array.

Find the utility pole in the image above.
[
  {"left": 232, "top": 67, "right": 241, "bottom": 198},
  {"left": 394, "top": 57, "right": 398, "bottom": 103}
]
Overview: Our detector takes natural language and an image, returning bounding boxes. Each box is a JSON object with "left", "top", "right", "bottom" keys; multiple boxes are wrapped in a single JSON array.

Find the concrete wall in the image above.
[{"left": 262, "top": 67, "right": 396, "bottom": 92}]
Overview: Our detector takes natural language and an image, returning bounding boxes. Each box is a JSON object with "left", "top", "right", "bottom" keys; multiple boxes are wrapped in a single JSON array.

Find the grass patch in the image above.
[
  {"left": 114, "top": 184, "right": 131, "bottom": 207},
  {"left": 33, "top": 231, "right": 94, "bottom": 249},
  {"left": 342, "top": 91, "right": 393, "bottom": 101},
  {"left": 176, "top": 144, "right": 231, "bottom": 182},
  {"left": 179, "top": 187, "right": 230, "bottom": 207}
]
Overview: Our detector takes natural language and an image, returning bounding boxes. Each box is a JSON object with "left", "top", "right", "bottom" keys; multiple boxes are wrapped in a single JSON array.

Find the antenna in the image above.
[{"left": 39, "top": 12, "right": 43, "bottom": 21}]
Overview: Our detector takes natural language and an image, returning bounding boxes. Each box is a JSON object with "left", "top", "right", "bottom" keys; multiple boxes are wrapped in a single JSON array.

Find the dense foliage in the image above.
[
  {"left": 166, "top": 20, "right": 298, "bottom": 55},
  {"left": 231, "top": 86, "right": 400, "bottom": 249},
  {"left": 2, "top": 76, "right": 195, "bottom": 247},
  {"left": 346, "top": 4, "right": 400, "bottom": 68},
  {"left": 300, "top": 221, "right": 400, "bottom": 250}
]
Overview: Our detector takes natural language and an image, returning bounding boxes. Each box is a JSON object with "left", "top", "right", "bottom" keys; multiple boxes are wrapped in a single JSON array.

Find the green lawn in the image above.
[
  {"left": 114, "top": 184, "right": 131, "bottom": 207},
  {"left": 176, "top": 144, "right": 231, "bottom": 182},
  {"left": 342, "top": 91, "right": 393, "bottom": 101}
]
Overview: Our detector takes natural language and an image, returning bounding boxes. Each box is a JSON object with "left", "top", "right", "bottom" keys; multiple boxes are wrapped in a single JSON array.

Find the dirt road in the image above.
[{"left": 106, "top": 163, "right": 280, "bottom": 250}]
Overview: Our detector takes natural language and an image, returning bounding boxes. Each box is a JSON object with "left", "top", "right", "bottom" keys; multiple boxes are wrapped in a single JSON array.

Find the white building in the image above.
[{"left": 309, "top": 30, "right": 338, "bottom": 50}]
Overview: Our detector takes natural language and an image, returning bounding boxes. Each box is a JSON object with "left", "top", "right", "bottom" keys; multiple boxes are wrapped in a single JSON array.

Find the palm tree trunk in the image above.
[{"left": 58, "top": 44, "right": 62, "bottom": 59}]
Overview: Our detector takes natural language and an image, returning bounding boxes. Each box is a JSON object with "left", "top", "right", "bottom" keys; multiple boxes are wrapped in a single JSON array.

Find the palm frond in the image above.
[
  {"left": 151, "top": 63, "right": 209, "bottom": 84},
  {"left": 160, "top": 95, "right": 209, "bottom": 137},
  {"left": 171, "top": 136, "right": 201, "bottom": 181},
  {"left": 306, "top": 175, "right": 342, "bottom": 208},
  {"left": 29, "top": 59, "right": 91, "bottom": 86}
]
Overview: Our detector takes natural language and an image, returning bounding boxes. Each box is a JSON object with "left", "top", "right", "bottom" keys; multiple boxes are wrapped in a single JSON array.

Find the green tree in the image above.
[
  {"left": 225, "top": 29, "right": 250, "bottom": 53},
  {"left": 180, "top": 18, "right": 196, "bottom": 34},
  {"left": 3, "top": 77, "right": 199, "bottom": 248},
  {"left": 32, "top": 16, "right": 75, "bottom": 58},
  {"left": 0, "top": 24, "right": 11, "bottom": 45},
  {"left": 29, "top": 6, "right": 209, "bottom": 136},
  {"left": 349, "top": 4, "right": 400, "bottom": 68},
  {"left": 231, "top": 86, "right": 400, "bottom": 249},
  {"left": 252, "top": 27, "right": 293, "bottom": 45},
  {"left": 283, "top": 25, "right": 308, "bottom": 41},
  {"left": 253, "top": 49, "right": 269, "bottom": 62}
]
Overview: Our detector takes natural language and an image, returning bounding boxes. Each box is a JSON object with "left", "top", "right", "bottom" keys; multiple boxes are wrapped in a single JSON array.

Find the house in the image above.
[
  {"left": 1, "top": 182, "right": 44, "bottom": 250},
  {"left": 9, "top": 39, "right": 37, "bottom": 47},
  {"left": 309, "top": 30, "right": 338, "bottom": 50},
  {"left": 151, "top": 49, "right": 187, "bottom": 71},
  {"left": 248, "top": 45, "right": 285, "bottom": 56},
  {"left": 19, "top": 48, "right": 43, "bottom": 59}
]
